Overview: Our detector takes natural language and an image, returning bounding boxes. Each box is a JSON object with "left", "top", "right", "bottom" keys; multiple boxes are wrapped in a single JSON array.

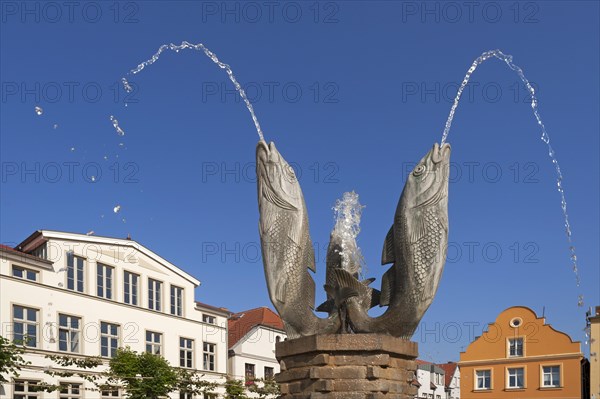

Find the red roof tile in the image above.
[
  {"left": 228, "top": 307, "right": 284, "bottom": 348},
  {"left": 436, "top": 362, "right": 458, "bottom": 387}
]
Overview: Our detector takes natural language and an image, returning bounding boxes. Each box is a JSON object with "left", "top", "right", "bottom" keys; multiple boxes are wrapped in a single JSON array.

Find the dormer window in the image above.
[{"left": 202, "top": 314, "right": 216, "bottom": 324}]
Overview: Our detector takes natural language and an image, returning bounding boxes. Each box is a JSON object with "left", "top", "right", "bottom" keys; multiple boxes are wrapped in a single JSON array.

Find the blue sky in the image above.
[{"left": 1, "top": 1, "right": 598, "bottom": 362}]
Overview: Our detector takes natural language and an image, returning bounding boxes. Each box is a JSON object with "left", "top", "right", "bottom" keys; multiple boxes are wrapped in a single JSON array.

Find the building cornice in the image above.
[
  {"left": 27, "top": 230, "right": 201, "bottom": 286},
  {"left": 458, "top": 352, "right": 583, "bottom": 367}
]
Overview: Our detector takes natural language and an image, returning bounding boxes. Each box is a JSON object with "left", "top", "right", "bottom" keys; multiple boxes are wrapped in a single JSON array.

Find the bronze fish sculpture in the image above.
[
  {"left": 338, "top": 143, "right": 451, "bottom": 338},
  {"left": 256, "top": 140, "right": 339, "bottom": 338},
  {"left": 317, "top": 231, "right": 380, "bottom": 333}
]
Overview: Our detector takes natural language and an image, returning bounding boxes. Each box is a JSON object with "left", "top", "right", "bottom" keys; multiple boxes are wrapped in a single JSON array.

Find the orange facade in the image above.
[{"left": 459, "top": 306, "right": 584, "bottom": 399}]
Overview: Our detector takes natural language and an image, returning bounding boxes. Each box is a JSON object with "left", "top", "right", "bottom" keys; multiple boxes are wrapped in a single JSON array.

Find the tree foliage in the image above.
[{"left": 0, "top": 335, "right": 29, "bottom": 383}]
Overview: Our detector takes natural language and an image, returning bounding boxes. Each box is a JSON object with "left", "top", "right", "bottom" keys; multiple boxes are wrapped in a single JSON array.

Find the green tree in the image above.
[
  {"left": 107, "top": 347, "right": 179, "bottom": 399},
  {"left": 247, "top": 377, "right": 280, "bottom": 399},
  {"left": 0, "top": 335, "right": 29, "bottom": 383},
  {"left": 224, "top": 378, "right": 249, "bottom": 399}
]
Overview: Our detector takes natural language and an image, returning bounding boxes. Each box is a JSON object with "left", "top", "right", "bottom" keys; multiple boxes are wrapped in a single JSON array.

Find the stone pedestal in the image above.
[{"left": 275, "top": 334, "right": 418, "bottom": 399}]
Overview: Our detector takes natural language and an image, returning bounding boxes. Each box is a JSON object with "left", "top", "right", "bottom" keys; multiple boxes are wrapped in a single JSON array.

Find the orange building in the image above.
[{"left": 459, "top": 306, "right": 585, "bottom": 399}]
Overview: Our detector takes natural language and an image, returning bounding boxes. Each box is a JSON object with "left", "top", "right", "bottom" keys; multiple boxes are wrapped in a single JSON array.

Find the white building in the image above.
[
  {"left": 0, "top": 230, "right": 229, "bottom": 399},
  {"left": 414, "top": 360, "right": 446, "bottom": 399},
  {"left": 437, "top": 362, "right": 460, "bottom": 399},
  {"left": 227, "top": 307, "right": 285, "bottom": 386}
]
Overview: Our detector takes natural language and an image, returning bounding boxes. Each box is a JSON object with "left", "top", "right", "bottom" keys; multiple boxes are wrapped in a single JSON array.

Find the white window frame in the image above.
[
  {"left": 59, "top": 382, "right": 83, "bottom": 399},
  {"left": 123, "top": 270, "right": 140, "bottom": 306},
  {"left": 13, "top": 379, "right": 41, "bottom": 399},
  {"left": 12, "top": 304, "right": 39, "bottom": 348},
  {"left": 148, "top": 278, "right": 163, "bottom": 311},
  {"left": 508, "top": 337, "right": 524, "bottom": 357},
  {"left": 58, "top": 313, "right": 81, "bottom": 353},
  {"left": 11, "top": 265, "right": 39, "bottom": 282},
  {"left": 170, "top": 285, "right": 184, "bottom": 316},
  {"left": 66, "top": 251, "right": 85, "bottom": 293},
  {"left": 203, "top": 341, "right": 216, "bottom": 371},
  {"left": 100, "top": 321, "right": 120, "bottom": 358},
  {"left": 146, "top": 330, "right": 163, "bottom": 355},
  {"left": 541, "top": 364, "right": 561, "bottom": 387},
  {"left": 475, "top": 369, "right": 491, "bottom": 390},
  {"left": 202, "top": 314, "right": 216, "bottom": 324},
  {"left": 507, "top": 367, "right": 525, "bottom": 389},
  {"left": 97, "top": 263, "right": 115, "bottom": 299},
  {"left": 179, "top": 337, "right": 194, "bottom": 369}
]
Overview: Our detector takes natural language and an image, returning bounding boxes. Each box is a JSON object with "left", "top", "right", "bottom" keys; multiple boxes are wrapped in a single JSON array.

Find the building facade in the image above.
[
  {"left": 588, "top": 306, "right": 600, "bottom": 399},
  {"left": 437, "top": 362, "right": 460, "bottom": 399},
  {"left": 0, "top": 230, "right": 229, "bottom": 398},
  {"left": 459, "top": 306, "right": 584, "bottom": 399},
  {"left": 414, "top": 360, "right": 446, "bottom": 399},
  {"left": 227, "top": 307, "right": 286, "bottom": 386}
]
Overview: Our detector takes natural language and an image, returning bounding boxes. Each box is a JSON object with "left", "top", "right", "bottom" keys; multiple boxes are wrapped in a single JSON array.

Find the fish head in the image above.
[
  {"left": 402, "top": 143, "right": 451, "bottom": 209},
  {"left": 256, "top": 140, "right": 303, "bottom": 213}
]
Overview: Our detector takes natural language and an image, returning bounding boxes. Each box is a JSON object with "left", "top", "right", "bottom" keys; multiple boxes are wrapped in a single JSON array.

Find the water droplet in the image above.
[
  {"left": 109, "top": 115, "right": 126, "bottom": 136},
  {"left": 113, "top": 205, "right": 121, "bottom": 214},
  {"left": 121, "top": 77, "right": 133, "bottom": 93},
  {"left": 53, "top": 124, "right": 58, "bottom": 129},
  {"left": 35, "top": 106, "right": 43, "bottom": 115},
  {"left": 577, "top": 295, "right": 584, "bottom": 307},
  {"left": 103, "top": 155, "right": 108, "bottom": 160},
  {"left": 70, "top": 147, "right": 75, "bottom": 152},
  {"left": 100, "top": 214, "right": 105, "bottom": 219},
  {"left": 122, "top": 218, "right": 126, "bottom": 223},
  {"left": 91, "top": 176, "right": 96, "bottom": 182},
  {"left": 86, "top": 231, "right": 94, "bottom": 236}
]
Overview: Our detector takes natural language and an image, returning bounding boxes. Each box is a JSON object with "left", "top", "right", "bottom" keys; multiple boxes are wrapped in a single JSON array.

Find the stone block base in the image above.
[{"left": 275, "top": 334, "right": 418, "bottom": 399}]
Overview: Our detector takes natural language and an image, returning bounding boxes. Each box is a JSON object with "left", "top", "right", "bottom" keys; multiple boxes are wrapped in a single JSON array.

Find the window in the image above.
[
  {"left": 13, "top": 305, "right": 38, "bottom": 347},
  {"left": 124, "top": 271, "right": 139, "bottom": 305},
  {"left": 171, "top": 285, "right": 183, "bottom": 316},
  {"left": 12, "top": 265, "right": 38, "bottom": 281},
  {"left": 475, "top": 370, "right": 491, "bottom": 390},
  {"left": 542, "top": 365, "right": 560, "bottom": 387},
  {"left": 179, "top": 393, "right": 193, "bottom": 399},
  {"left": 508, "top": 337, "right": 523, "bottom": 357},
  {"left": 14, "top": 379, "right": 40, "bottom": 399},
  {"left": 97, "top": 263, "right": 114, "bottom": 299},
  {"left": 245, "top": 363, "right": 255, "bottom": 381},
  {"left": 264, "top": 366, "right": 274, "bottom": 380},
  {"left": 66, "top": 252, "right": 85, "bottom": 292},
  {"left": 202, "top": 314, "right": 216, "bottom": 324},
  {"left": 59, "top": 382, "right": 82, "bottom": 399},
  {"left": 203, "top": 342, "right": 215, "bottom": 371},
  {"left": 148, "top": 279, "right": 162, "bottom": 311},
  {"left": 507, "top": 367, "right": 524, "bottom": 388},
  {"left": 180, "top": 338, "right": 194, "bottom": 368},
  {"left": 59, "top": 314, "right": 81, "bottom": 353},
  {"left": 31, "top": 243, "right": 47, "bottom": 259},
  {"left": 101, "top": 388, "right": 121, "bottom": 398},
  {"left": 146, "top": 331, "right": 162, "bottom": 355},
  {"left": 101, "top": 322, "right": 120, "bottom": 358}
]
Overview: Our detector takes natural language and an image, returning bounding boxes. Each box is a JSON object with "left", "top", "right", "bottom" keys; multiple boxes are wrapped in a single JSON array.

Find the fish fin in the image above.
[
  {"left": 369, "top": 288, "right": 381, "bottom": 309},
  {"left": 275, "top": 279, "right": 287, "bottom": 304},
  {"left": 381, "top": 226, "right": 395, "bottom": 265},
  {"left": 307, "top": 273, "right": 316, "bottom": 310},
  {"left": 316, "top": 296, "right": 334, "bottom": 313},
  {"left": 361, "top": 278, "right": 376, "bottom": 286},
  {"left": 379, "top": 267, "right": 395, "bottom": 307},
  {"left": 339, "top": 287, "right": 359, "bottom": 303},
  {"left": 408, "top": 212, "right": 427, "bottom": 243},
  {"left": 306, "top": 237, "right": 316, "bottom": 273},
  {"left": 332, "top": 269, "right": 363, "bottom": 294},
  {"left": 262, "top": 181, "right": 297, "bottom": 211}
]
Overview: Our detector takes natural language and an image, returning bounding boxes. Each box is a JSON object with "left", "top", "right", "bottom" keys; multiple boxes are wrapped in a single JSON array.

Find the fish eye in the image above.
[
  {"left": 413, "top": 164, "right": 426, "bottom": 176},
  {"left": 285, "top": 165, "right": 296, "bottom": 180}
]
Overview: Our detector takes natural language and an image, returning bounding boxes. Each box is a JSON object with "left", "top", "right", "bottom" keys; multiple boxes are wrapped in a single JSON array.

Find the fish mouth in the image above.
[{"left": 432, "top": 142, "right": 451, "bottom": 164}]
